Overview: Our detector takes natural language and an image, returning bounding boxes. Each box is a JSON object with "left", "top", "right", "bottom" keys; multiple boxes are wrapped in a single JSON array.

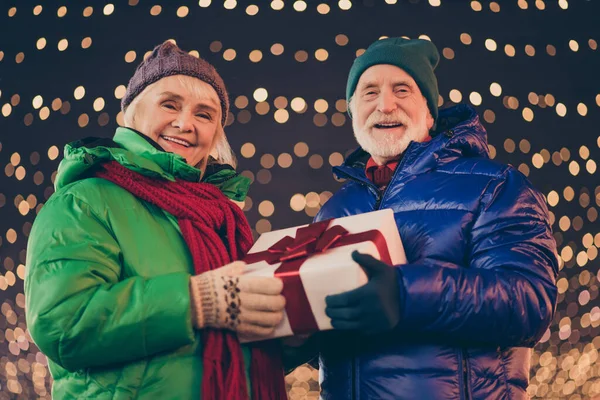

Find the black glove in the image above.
[{"left": 325, "top": 251, "right": 402, "bottom": 335}]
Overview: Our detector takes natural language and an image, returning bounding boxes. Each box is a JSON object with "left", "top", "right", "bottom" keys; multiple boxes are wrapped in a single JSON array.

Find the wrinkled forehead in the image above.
[
  {"left": 147, "top": 75, "right": 220, "bottom": 108},
  {"left": 356, "top": 64, "right": 417, "bottom": 90}
]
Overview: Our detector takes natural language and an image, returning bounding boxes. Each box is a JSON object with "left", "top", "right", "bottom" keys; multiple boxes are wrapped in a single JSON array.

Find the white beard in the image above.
[{"left": 352, "top": 108, "right": 430, "bottom": 159}]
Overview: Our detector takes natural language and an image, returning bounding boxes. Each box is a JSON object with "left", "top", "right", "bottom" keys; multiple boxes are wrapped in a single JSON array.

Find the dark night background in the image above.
[{"left": 1, "top": 0, "right": 599, "bottom": 398}]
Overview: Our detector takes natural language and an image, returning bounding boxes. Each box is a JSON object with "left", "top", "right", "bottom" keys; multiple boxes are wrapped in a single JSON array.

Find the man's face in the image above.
[
  {"left": 132, "top": 75, "right": 220, "bottom": 168},
  {"left": 351, "top": 64, "right": 434, "bottom": 163}
]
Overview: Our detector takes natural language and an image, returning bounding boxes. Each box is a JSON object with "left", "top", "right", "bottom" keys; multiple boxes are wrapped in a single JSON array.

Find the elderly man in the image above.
[{"left": 286, "top": 38, "right": 558, "bottom": 400}]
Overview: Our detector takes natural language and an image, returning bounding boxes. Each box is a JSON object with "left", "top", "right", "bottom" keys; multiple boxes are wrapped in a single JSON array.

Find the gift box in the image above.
[{"left": 240, "top": 208, "right": 406, "bottom": 343}]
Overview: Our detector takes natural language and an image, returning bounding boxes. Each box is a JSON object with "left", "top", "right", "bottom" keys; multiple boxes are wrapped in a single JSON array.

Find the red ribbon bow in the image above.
[{"left": 244, "top": 219, "right": 392, "bottom": 334}]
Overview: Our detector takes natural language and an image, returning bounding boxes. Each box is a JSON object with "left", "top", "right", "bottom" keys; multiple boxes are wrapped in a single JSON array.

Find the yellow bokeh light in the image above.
[
  {"left": 469, "top": 92, "right": 482, "bottom": 106},
  {"left": 314, "top": 99, "right": 329, "bottom": 113},
  {"left": 10, "top": 153, "right": 21, "bottom": 166},
  {"left": 271, "top": 0, "right": 284, "bottom": 10},
  {"left": 519, "top": 139, "right": 531, "bottom": 154},
  {"left": 6, "top": 229, "right": 17, "bottom": 244},
  {"left": 315, "top": 49, "right": 329, "bottom": 61},
  {"left": 15, "top": 166, "right": 26, "bottom": 180},
  {"left": 274, "top": 96, "right": 288, "bottom": 109},
  {"left": 522, "top": 107, "right": 534, "bottom": 122},
  {"left": 504, "top": 44, "right": 516, "bottom": 57},
  {"left": 2, "top": 103, "right": 13, "bottom": 117},
  {"left": 291, "top": 97, "right": 307, "bottom": 113},
  {"left": 547, "top": 191, "right": 559, "bottom": 207},
  {"left": 83, "top": 6, "right": 93, "bottom": 17},
  {"left": 18, "top": 201, "right": 29, "bottom": 216},
  {"left": 556, "top": 103, "right": 567, "bottom": 117},
  {"left": 34, "top": 5, "right": 43, "bottom": 15},
  {"left": 449, "top": 89, "right": 462, "bottom": 103},
  {"left": 293, "top": 1, "right": 307, "bottom": 11},
  {"left": 74, "top": 86, "right": 85, "bottom": 100},
  {"left": 48, "top": 146, "right": 59, "bottom": 160},
  {"left": 93, "top": 98, "right": 105, "bottom": 112},
  {"left": 339, "top": 0, "right": 353, "bottom": 10},
  {"left": 125, "top": 50, "right": 137, "bottom": 63},
  {"left": 223, "top": 49, "right": 237, "bottom": 61},
  {"left": 270, "top": 43, "right": 284, "bottom": 56},
  {"left": 485, "top": 39, "right": 497, "bottom": 51},
  {"left": 249, "top": 50, "right": 263, "bottom": 63},
  {"left": 490, "top": 83, "right": 502, "bottom": 97},
  {"left": 569, "top": 40, "right": 579, "bottom": 52},
  {"left": 470, "top": 1, "right": 482, "bottom": 11},
  {"left": 277, "top": 153, "right": 293, "bottom": 168},
  {"left": 559, "top": 216, "right": 571, "bottom": 232},
  {"left": 240, "top": 143, "right": 256, "bottom": 158},
  {"left": 39, "top": 107, "right": 50, "bottom": 121},
  {"left": 532, "top": 153, "right": 544, "bottom": 169},
  {"left": 57, "top": 6, "right": 67, "bottom": 17},
  {"left": 294, "top": 142, "right": 309, "bottom": 157},
  {"left": 253, "top": 88, "right": 268, "bottom": 102},
  {"left": 177, "top": 6, "right": 189, "bottom": 17},
  {"left": 329, "top": 152, "right": 344, "bottom": 166},
  {"left": 305, "top": 192, "right": 320, "bottom": 207},
  {"left": 274, "top": 109, "right": 289, "bottom": 123},
  {"left": 199, "top": 0, "right": 212, "bottom": 7},
  {"left": 36, "top": 38, "right": 47, "bottom": 50},
  {"left": 460, "top": 33, "right": 472, "bottom": 45},
  {"left": 82, "top": 37, "right": 93, "bottom": 49},
  {"left": 246, "top": 5, "right": 259, "bottom": 15},
  {"left": 32, "top": 95, "right": 43, "bottom": 109},
  {"left": 290, "top": 194, "right": 306, "bottom": 211},
  {"left": 569, "top": 161, "right": 580, "bottom": 176},
  {"left": 577, "top": 103, "right": 587, "bottom": 116},
  {"left": 563, "top": 186, "right": 574, "bottom": 201},
  {"left": 150, "top": 5, "right": 162, "bottom": 15},
  {"left": 104, "top": 4, "right": 115, "bottom": 15},
  {"left": 258, "top": 201, "right": 275, "bottom": 217},
  {"left": 114, "top": 85, "right": 126, "bottom": 99},
  {"left": 586, "top": 160, "right": 597, "bottom": 174},
  {"left": 260, "top": 154, "right": 275, "bottom": 169},
  {"left": 58, "top": 39, "right": 69, "bottom": 51}
]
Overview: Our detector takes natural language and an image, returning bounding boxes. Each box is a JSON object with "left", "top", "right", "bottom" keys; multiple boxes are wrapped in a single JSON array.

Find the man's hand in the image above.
[{"left": 325, "top": 251, "right": 402, "bottom": 335}]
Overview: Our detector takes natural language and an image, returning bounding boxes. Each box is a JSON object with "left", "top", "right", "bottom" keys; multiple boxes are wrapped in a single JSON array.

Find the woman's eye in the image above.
[
  {"left": 162, "top": 103, "right": 177, "bottom": 110},
  {"left": 197, "top": 113, "right": 211, "bottom": 120}
]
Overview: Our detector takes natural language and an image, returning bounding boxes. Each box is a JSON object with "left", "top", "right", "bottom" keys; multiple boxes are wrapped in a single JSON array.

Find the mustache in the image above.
[{"left": 366, "top": 111, "right": 410, "bottom": 128}]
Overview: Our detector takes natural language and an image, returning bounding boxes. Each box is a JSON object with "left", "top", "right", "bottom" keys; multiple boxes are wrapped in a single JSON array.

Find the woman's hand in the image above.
[{"left": 189, "top": 261, "right": 286, "bottom": 340}]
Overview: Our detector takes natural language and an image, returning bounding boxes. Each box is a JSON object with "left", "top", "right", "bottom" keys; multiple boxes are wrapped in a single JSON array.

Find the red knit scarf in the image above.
[{"left": 96, "top": 161, "right": 286, "bottom": 400}]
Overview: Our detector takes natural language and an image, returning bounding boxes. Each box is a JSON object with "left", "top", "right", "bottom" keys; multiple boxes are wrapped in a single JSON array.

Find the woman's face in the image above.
[{"left": 130, "top": 75, "right": 221, "bottom": 168}]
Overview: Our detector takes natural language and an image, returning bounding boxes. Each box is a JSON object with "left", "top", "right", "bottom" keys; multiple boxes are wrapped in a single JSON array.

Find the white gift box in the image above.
[{"left": 240, "top": 208, "right": 406, "bottom": 343}]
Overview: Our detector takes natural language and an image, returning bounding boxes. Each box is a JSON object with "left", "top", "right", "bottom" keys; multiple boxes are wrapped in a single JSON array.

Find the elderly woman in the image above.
[{"left": 25, "top": 41, "right": 286, "bottom": 400}]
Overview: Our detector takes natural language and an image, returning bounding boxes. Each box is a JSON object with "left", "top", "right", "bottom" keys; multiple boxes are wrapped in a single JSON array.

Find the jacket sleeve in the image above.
[
  {"left": 25, "top": 192, "right": 196, "bottom": 372},
  {"left": 397, "top": 168, "right": 559, "bottom": 347}
]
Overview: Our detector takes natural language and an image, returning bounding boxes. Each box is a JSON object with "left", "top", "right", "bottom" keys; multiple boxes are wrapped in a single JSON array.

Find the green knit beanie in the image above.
[{"left": 346, "top": 38, "right": 440, "bottom": 122}]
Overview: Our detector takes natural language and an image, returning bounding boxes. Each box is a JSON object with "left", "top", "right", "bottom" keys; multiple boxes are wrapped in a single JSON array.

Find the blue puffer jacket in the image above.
[{"left": 314, "top": 104, "right": 558, "bottom": 400}]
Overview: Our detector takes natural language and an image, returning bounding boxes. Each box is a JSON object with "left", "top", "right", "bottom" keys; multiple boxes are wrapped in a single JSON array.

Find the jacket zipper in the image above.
[
  {"left": 352, "top": 355, "right": 357, "bottom": 400},
  {"left": 460, "top": 349, "right": 471, "bottom": 400}
]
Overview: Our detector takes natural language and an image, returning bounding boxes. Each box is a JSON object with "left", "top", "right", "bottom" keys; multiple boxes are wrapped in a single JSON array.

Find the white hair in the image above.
[{"left": 123, "top": 75, "right": 237, "bottom": 168}]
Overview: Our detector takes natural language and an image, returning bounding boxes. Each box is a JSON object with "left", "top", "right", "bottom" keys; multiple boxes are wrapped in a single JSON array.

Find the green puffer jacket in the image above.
[{"left": 25, "top": 127, "right": 252, "bottom": 399}]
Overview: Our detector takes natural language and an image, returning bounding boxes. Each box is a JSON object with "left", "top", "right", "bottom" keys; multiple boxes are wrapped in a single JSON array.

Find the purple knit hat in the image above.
[{"left": 121, "top": 41, "right": 229, "bottom": 126}]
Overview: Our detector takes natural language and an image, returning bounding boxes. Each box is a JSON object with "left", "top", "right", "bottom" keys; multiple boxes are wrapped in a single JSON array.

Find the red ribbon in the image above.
[{"left": 244, "top": 219, "right": 392, "bottom": 334}]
